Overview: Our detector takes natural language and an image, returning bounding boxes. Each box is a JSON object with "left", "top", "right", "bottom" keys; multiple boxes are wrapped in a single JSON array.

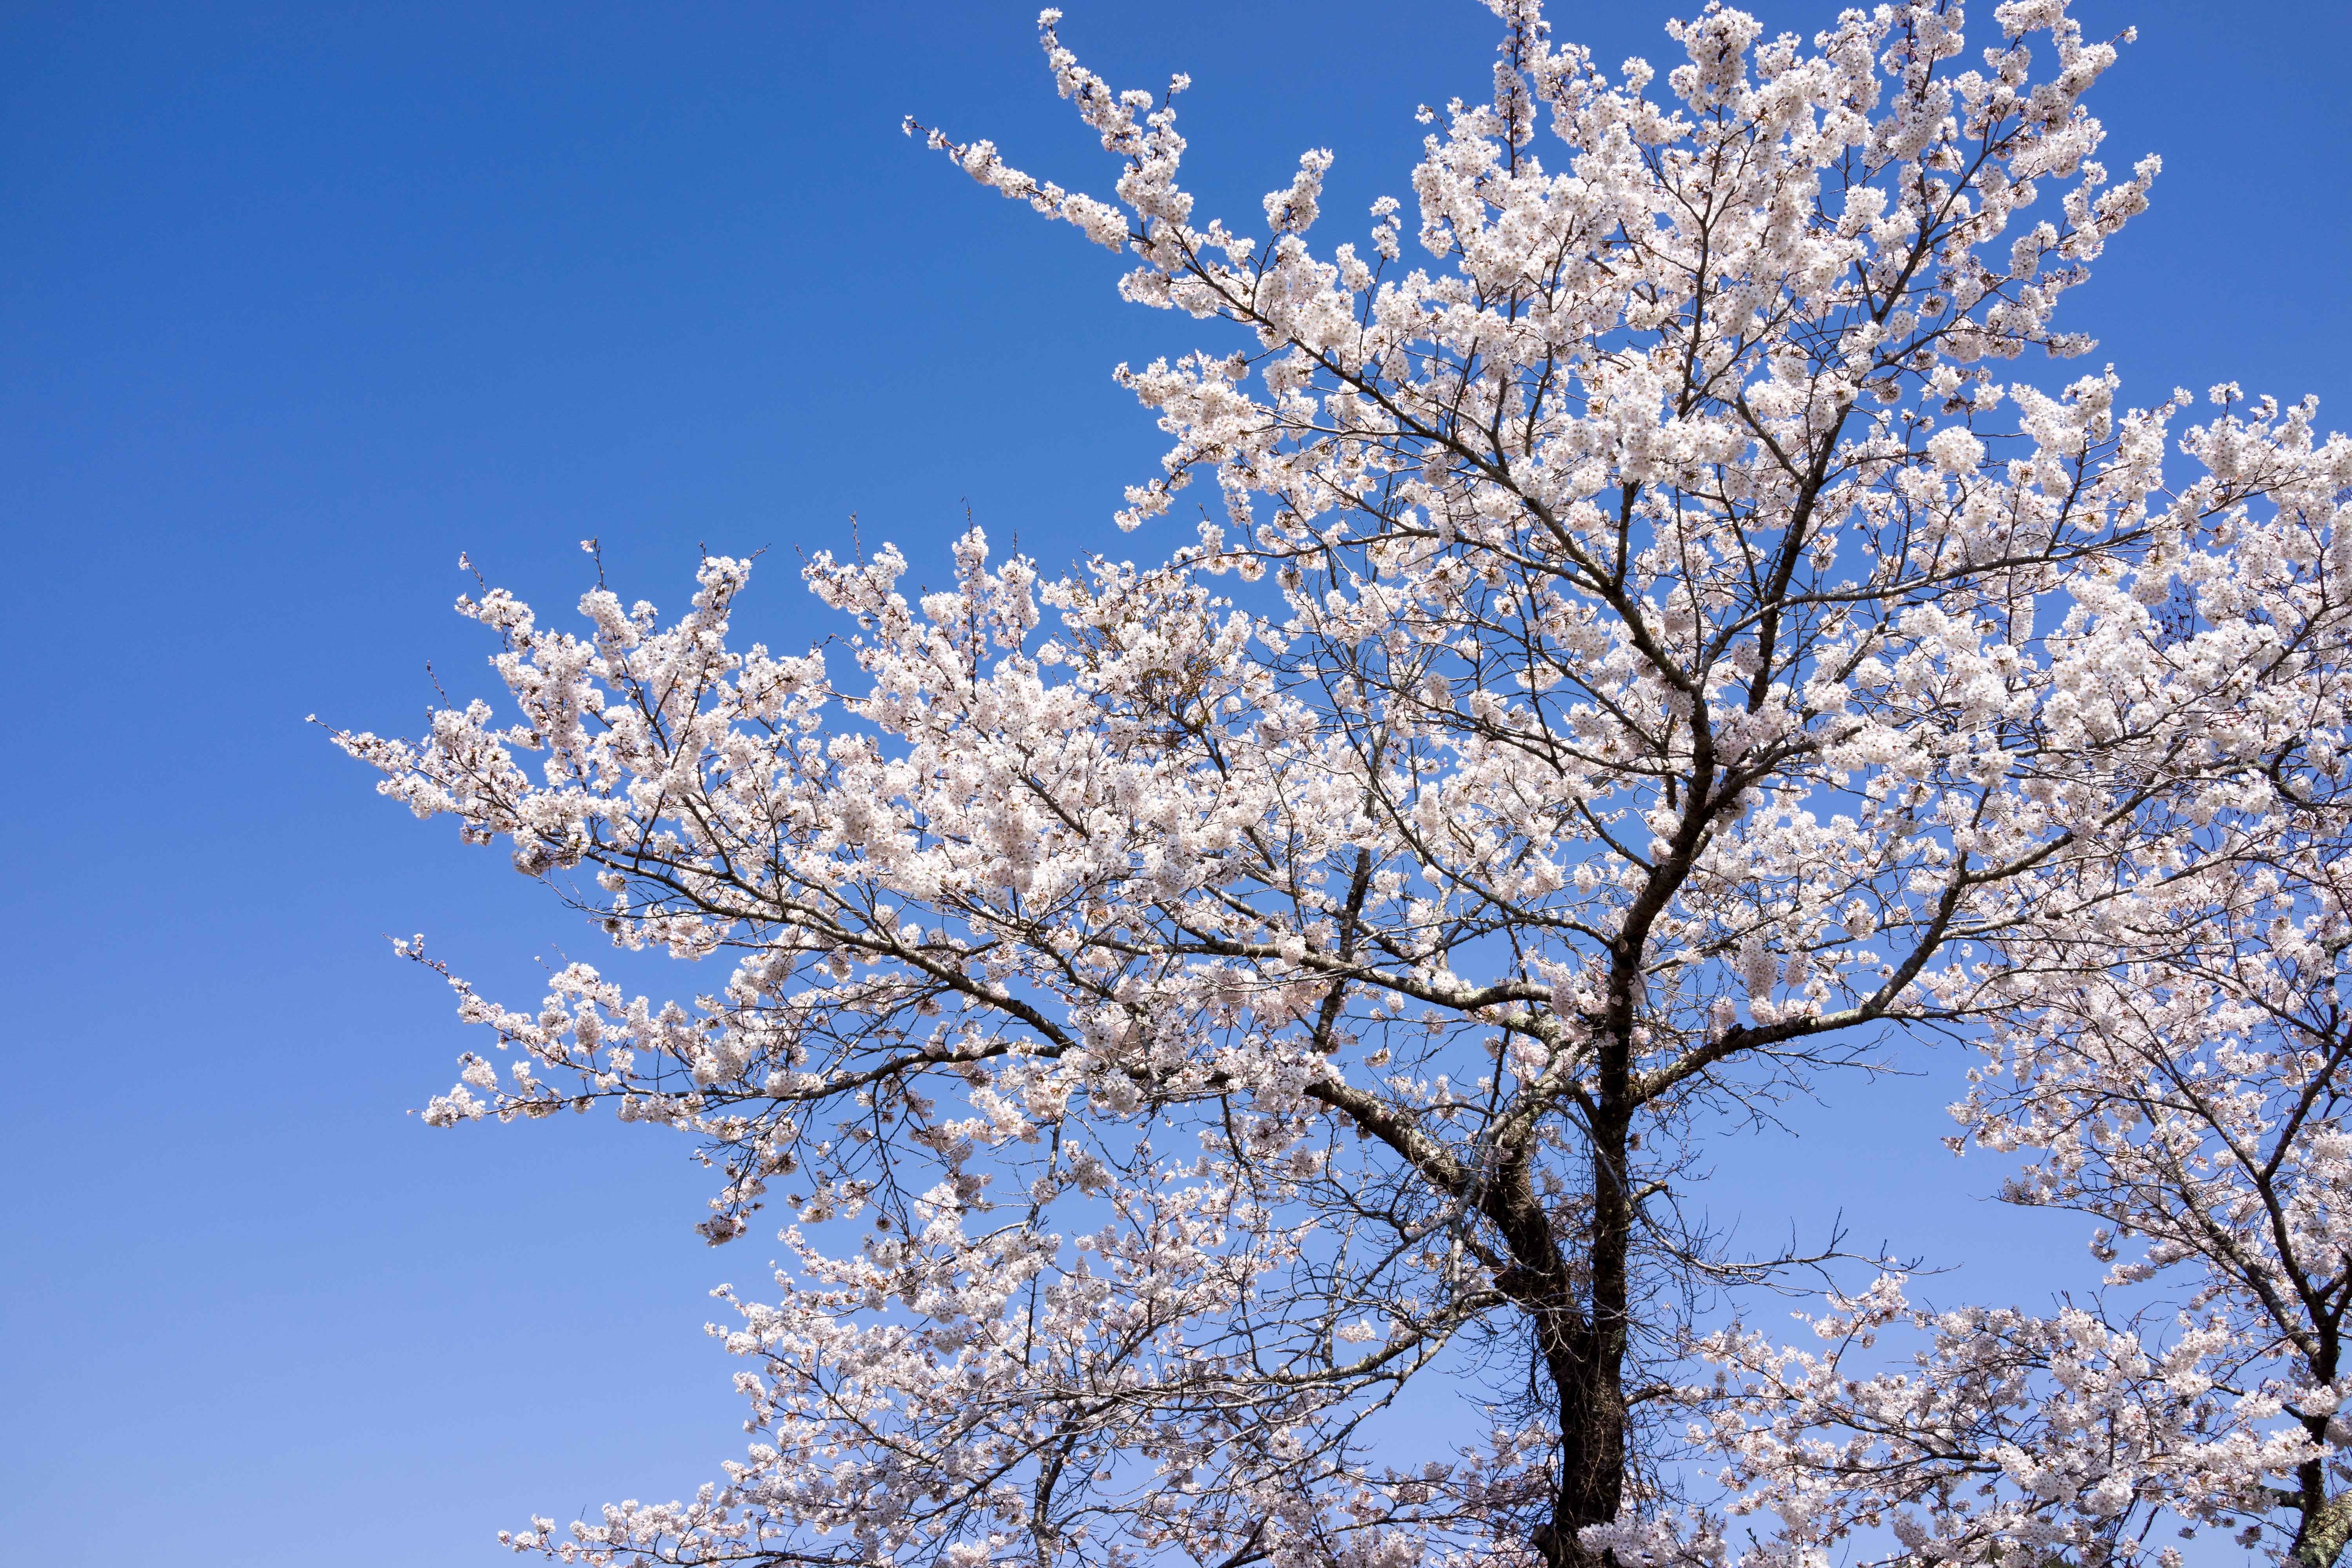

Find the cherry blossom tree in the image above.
[{"left": 333, "top": 2, "right": 2352, "bottom": 1564}]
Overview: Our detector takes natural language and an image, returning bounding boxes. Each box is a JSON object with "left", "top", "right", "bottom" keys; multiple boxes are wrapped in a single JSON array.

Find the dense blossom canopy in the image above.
[{"left": 336, "top": 2, "right": 2352, "bottom": 1564}]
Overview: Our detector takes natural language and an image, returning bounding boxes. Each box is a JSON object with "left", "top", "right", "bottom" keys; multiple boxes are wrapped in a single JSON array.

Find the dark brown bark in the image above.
[{"left": 1478, "top": 1066, "right": 1634, "bottom": 1568}]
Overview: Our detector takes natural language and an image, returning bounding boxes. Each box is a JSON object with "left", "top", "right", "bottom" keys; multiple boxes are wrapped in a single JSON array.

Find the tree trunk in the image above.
[{"left": 1498, "top": 1100, "right": 1632, "bottom": 1568}]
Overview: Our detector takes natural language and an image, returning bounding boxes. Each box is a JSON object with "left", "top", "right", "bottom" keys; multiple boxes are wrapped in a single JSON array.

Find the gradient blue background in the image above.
[{"left": 5, "top": 3, "right": 2346, "bottom": 1562}]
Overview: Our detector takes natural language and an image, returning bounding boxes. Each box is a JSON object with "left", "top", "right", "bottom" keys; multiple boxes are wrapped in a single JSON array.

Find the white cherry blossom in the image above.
[{"left": 336, "top": 3, "right": 2350, "bottom": 1564}]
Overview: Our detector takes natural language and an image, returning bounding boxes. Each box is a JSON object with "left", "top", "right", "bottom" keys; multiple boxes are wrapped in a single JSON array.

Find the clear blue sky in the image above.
[{"left": 4, "top": 3, "right": 2347, "bottom": 1563}]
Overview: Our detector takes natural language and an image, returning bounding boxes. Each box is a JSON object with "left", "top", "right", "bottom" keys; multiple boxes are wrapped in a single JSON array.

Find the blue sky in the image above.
[{"left": 5, "top": 2, "right": 2349, "bottom": 1563}]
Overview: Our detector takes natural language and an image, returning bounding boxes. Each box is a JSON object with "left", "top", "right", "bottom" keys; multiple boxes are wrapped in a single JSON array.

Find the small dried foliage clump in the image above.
[{"left": 336, "top": 2, "right": 2352, "bottom": 1566}]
